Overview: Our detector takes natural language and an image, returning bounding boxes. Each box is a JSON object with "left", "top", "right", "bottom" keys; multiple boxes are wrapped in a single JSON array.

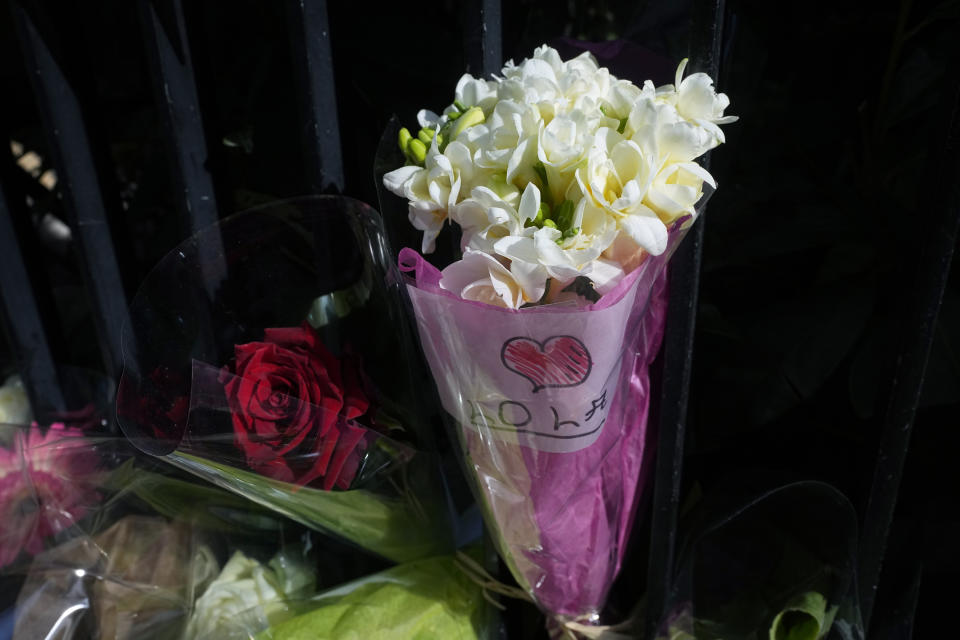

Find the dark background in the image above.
[{"left": 1, "top": 0, "right": 957, "bottom": 637}]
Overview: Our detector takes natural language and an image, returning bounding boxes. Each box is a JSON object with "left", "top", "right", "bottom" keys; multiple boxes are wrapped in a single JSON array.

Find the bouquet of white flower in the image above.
[
  {"left": 384, "top": 45, "right": 735, "bottom": 309},
  {"left": 381, "top": 45, "right": 736, "bottom": 636}
]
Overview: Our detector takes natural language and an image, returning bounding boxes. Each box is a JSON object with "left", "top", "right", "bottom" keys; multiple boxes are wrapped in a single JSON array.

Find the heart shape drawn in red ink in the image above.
[{"left": 501, "top": 335, "right": 592, "bottom": 393}]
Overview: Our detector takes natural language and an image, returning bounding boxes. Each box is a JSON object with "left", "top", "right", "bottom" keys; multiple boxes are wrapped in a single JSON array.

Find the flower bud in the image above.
[
  {"left": 398, "top": 128, "right": 413, "bottom": 153},
  {"left": 526, "top": 202, "right": 549, "bottom": 228},
  {"left": 450, "top": 106, "right": 485, "bottom": 140},
  {"left": 538, "top": 201, "right": 551, "bottom": 221},
  {"left": 553, "top": 200, "right": 575, "bottom": 233},
  {"left": 407, "top": 139, "right": 427, "bottom": 164},
  {"left": 418, "top": 128, "right": 435, "bottom": 145}
]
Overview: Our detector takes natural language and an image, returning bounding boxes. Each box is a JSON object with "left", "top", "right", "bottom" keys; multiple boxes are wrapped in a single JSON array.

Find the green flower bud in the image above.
[
  {"left": 538, "top": 201, "right": 551, "bottom": 221},
  {"left": 542, "top": 218, "right": 558, "bottom": 229},
  {"left": 526, "top": 201, "right": 548, "bottom": 228},
  {"left": 398, "top": 128, "right": 413, "bottom": 154},
  {"left": 453, "top": 99, "right": 468, "bottom": 112},
  {"left": 417, "top": 128, "right": 435, "bottom": 145},
  {"left": 562, "top": 226, "right": 580, "bottom": 239},
  {"left": 408, "top": 139, "right": 427, "bottom": 165},
  {"left": 450, "top": 106, "right": 485, "bottom": 140},
  {"left": 553, "top": 200, "right": 576, "bottom": 233}
]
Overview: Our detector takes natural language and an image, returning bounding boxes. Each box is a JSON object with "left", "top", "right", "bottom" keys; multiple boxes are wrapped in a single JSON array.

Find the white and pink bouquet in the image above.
[{"left": 382, "top": 45, "right": 736, "bottom": 634}]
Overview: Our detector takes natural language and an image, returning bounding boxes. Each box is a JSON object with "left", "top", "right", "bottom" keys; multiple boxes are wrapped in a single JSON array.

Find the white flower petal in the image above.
[
  {"left": 620, "top": 212, "right": 668, "bottom": 255},
  {"left": 518, "top": 182, "right": 541, "bottom": 222},
  {"left": 494, "top": 235, "right": 539, "bottom": 264},
  {"left": 510, "top": 259, "right": 548, "bottom": 302},
  {"left": 382, "top": 165, "right": 421, "bottom": 196},
  {"left": 417, "top": 109, "right": 443, "bottom": 129},
  {"left": 584, "top": 258, "right": 625, "bottom": 294}
]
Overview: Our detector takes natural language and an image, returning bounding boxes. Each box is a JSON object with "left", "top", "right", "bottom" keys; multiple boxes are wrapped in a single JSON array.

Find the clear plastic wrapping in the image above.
[
  {"left": 1, "top": 417, "right": 488, "bottom": 640},
  {"left": 654, "top": 481, "right": 865, "bottom": 640},
  {"left": 115, "top": 197, "right": 455, "bottom": 563},
  {"left": 0, "top": 420, "right": 255, "bottom": 639},
  {"left": 395, "top": 213, "right": 699, "bottom": 627}
]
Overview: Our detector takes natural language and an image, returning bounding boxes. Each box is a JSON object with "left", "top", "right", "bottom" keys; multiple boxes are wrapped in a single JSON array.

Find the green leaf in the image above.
[
  {"left": 168, "top": 452, "right": 451, "bottom": 563},
  {"left": 769, "top": 591, "right": 829, "bottom": 640},
  {"left": 102, "top": 459, "right": 280, "bottom": 533}
]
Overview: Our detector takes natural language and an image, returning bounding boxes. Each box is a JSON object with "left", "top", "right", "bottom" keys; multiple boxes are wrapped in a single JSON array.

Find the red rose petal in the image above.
[
  {"left": 251, "top": 457, "right": 295, "bottom": 484},
  {"left": 225, "top": 324, "right": 377, "bottom": 488},
  {"left": 324, "top": 421, "right": 368, "bottom": 490}
]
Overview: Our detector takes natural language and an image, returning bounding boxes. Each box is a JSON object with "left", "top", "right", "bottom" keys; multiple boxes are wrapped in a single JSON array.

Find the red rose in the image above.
[{"left": 220, "top": 324, "right": 371, "bottom": 490}]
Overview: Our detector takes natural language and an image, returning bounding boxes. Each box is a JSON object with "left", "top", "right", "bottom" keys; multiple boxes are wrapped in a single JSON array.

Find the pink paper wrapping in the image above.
[{"left": 398, "top": 245, "right": 670, "bottom": 624}]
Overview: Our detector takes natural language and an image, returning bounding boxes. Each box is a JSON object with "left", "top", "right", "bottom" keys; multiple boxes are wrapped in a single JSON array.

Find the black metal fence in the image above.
[{"left": 1, "top": 0, "right": 958, "bottom": 636}]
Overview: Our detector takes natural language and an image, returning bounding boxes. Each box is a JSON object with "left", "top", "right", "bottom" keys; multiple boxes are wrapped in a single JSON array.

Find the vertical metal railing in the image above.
[
  {"left": 139, "top": 0, "right": 225, "bottom": 298},
  {"left": 464, "top": 0, "right": 502, "bottom": 77},
  {"left": 0, "top": 181, "right": 66, "bottom": 422},
  {"left": 10, "top": 0, "right": 129, "bottom": 380},
  {"left": 139, "top": 0, "right": 220, "bottom": 238},
  {"left": 644, "top": 0, "right": 725, "bottom": 631},
  {"left": 287, "top": 0, "right": 344, "bottom": 193}
]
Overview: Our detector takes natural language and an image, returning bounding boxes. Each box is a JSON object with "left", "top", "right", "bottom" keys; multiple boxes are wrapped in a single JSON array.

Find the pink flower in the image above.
[{"left": 0, "top": 423, "right": 102, "bottom": 568}]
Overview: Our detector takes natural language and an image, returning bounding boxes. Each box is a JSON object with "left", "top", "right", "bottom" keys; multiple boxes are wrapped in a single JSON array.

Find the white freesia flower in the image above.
[
  {"left": 536, "top": 110, "right": 596, "bottom": 204},
  {"left": 629, "top": 96, "right": 716, "bottom": 164},
  {"left": 644, "top": 160, "right": 716, "bottom": 223},
  {"left": 452, "top": 181, "right": 533, "bottom": 254},
  {"left": 440, "top": 249, "right": 545, "bottom": 309},
  {"left": 576, "top": 129, "right": 669, "bottom": 255},
  {"left": 672, "top": 58, "right": 738, "bottom": 124},
  {"left": 417, "top": 73, "right": 499, "bottom": 130},
  {"left": 0, "top": 374, "right": 32, "bottom": 427},
  {"left": 454, "top": 73, "right": 500, "bottom": 115},
  {"left": 383, "top": 140, "right": 479, "bottom": 253},
  {"left": 476, "top": 100, "right": 542, "bottom": 178},
  {"left": 499, "top": 52, "right": 561, "bottom": 106},
  {"left": 557, "top": 51, "right": 611, "bottom": 112},
  {"left": 492, "top": 189, "right": 619, "bottom": 290},
  {"left": 499, "top": 47, "right": 609, "bottom": 122},
  {"left": 385, "top": 45, "right": 735, "bottom": 307},
  {"left": 656, "top": 58, "right": 738, "bottom": 148}
]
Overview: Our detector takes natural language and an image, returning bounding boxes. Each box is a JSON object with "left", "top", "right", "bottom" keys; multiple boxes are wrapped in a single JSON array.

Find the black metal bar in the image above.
[
  {"left": 139, "top": 0, "right": 219, "bottom": 237},
  {"left": 480, "top": 0, "right": 501, "bottom": 76},
  {"left": 0, "top": 180, "right": 66, "bottom": 422},
  {"left": 10, "top": 0, "right": 128, "bottom": 378},
  {"left": 463, "top": 0, "right": 502, "bottom": 77},
  {"left": 859, "top": 69, "right": 960, "bottom": 630},
  {"left": 139, "top": 0, "right": 225, "bottom": 301},
  {"left": 644, "top": 0, "right": 724, "bottom": 632},
  {"left": 286, "top": 0, "right": 344, "bottom": 193}
]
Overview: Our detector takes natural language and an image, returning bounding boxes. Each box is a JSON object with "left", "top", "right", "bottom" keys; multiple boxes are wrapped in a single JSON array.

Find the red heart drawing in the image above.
[{"left": 501, "top": 335, "right": 592, "bottom": 392}]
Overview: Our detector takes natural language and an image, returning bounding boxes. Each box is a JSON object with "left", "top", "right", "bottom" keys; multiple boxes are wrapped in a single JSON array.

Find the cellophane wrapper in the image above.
[
  {"left": 116, "top": 196, "right": 455, "bottom": 563},
  {"left": 3, "top": 416, "right": 475, "bottom": 639},
  {"left": 653, "top": 481, "right": 865, "bottom": 640},
  {"left": 397, "top": 207, "right": 703, "bottom": 625},
  {"left": 0, "top": 419, "right": 275, "bottom": 640}
]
